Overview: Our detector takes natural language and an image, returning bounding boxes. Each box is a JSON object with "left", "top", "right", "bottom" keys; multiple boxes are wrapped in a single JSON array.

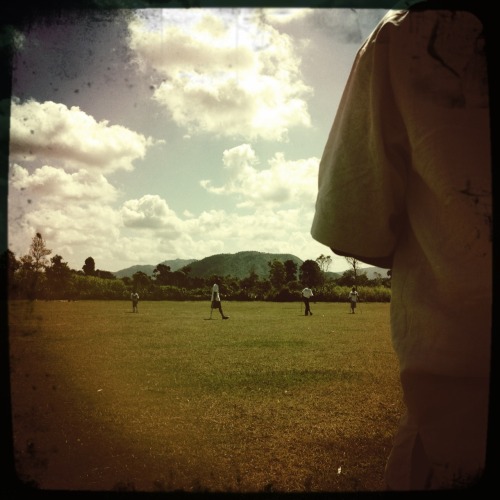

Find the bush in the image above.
[
  {"left": 311, "top": 285, "right": 391, "bottom": 303},
  {"left": 357, "top": 286, "right": 391, "bottom": 302},
  {"left": 70, "top": 275, "right": 127, "bottom": 300}
]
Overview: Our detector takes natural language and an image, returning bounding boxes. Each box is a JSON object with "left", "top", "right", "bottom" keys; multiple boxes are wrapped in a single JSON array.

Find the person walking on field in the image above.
[
  {"left": 211, "top": 282, "right": 229, "bottom": 319},
  {"left": 301, "top": 286, "right": 313, "bottom": 316},
  {"left": 348, "top": 286, "right": 359, "bottom": 314},
  {"left": 311, "top": 1, "right": 492, "bottom": 490},
  {"left": 131, "top": 291, "right": 139, "bottom": 313}
]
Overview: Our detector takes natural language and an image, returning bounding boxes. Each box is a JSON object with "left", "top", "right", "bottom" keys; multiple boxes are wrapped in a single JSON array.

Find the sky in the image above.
[{"left": 8, "top": 6, "right": 388, "bottom": 274}]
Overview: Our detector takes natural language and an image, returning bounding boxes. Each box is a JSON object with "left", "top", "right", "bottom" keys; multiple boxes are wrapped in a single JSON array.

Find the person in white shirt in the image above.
[
  {"left": 211, "top": 282, "right": 229, "bottom": 319},
  {"left": 348, "top": 286, "right": 359, "bottom": 314},
  {"left": 130, "top": 291, "right": 139, "bottom": 313},
  {"left": 311, "top": 1, "right": 491, "bottom": 490},
  {"left": 301, "top": 286, "right": 313, "bottom": 316}
]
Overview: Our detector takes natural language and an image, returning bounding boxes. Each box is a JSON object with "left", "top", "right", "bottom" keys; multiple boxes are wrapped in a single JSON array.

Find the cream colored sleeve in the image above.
[{"left": 311, "top": 11, "right": 409, "bottom": 268}]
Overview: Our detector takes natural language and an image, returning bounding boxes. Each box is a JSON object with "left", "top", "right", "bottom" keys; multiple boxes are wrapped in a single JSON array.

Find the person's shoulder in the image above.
[
  {"left": 364, "top": 2, "right": 431, "bottom": 49},
  {"left": 366, "top": 7, "right": 409, "bottom": 38}
]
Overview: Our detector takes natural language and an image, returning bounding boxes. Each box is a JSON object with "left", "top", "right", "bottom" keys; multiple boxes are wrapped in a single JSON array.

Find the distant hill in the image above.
[
  {"left": 326, "top": 266, "right": 390, "bottom": 280},
  {"left": 113, "top": 253, "right": 390, "bottom": 280},
  {"left": 113, "top": 259, "right": 197, "bottom": 278},
  {"left": 185, "top": 251, "right": 303, "bottom": 279},
  {"left": 114, "top": 252, "right": 303, "bottom": 280}
]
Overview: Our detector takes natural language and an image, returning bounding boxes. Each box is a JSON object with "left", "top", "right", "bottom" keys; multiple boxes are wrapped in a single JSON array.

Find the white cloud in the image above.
[
  {"left": 8, "top": 185, "right": 342, "bottom": 272},
  {"left": 200, "top": 143, "right": 319, "bottom": 208},
  {"left": 121, "top": 194, "right": 181, "bottom": 232},
  {"left": 8, "top": 202, "right": 122, "bottom": 269},
  {"left": 9, "top": 99, "right": 154, "bottom": 173},
  {"left": 8, "top": 160, "right": 122, "bottom": 263},
  {"left": 177, "top": 206, "right": 335, "bottom": 266},
  {"left": 128, "top": 10, "right": 312, "bottom": 141},
  {"left": 162, "top": 206, "right": 319, "bottom": 260},
  {"left": 113, "top": 194, "right": 327, "bottom": 270},
  {"left": 10, "top": 164, "right": 118, "bottom": 204},
  {"left": 7, "top": 8, "right": 376, "bottom": 275}
]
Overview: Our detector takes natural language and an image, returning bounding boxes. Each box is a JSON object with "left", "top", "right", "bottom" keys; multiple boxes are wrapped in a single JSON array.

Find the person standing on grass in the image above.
[
  {"left": 131, "top": 291, "right": 139, "bottom": 313},
  {"left": 301, "top": 286, "right": 313, "bottom": 316},
  {"left": 311, "top": 1, "right": 492, "bottom": 490},
  {"left": 348, "top": 286, "right": 359, "bottom": 314},
  {"left": 211, "top": 282, "right": 229, "bottom": 319}
]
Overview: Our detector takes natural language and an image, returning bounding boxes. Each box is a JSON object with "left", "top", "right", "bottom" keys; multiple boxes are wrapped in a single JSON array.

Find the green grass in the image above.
[{"left": 9, "top": 300, "right": 404, "bottom": 493}]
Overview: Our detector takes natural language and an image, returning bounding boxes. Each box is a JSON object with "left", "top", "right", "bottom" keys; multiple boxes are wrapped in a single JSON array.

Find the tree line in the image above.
[{"left": 2, "top": 233, "right": 391, "bottom": 302}]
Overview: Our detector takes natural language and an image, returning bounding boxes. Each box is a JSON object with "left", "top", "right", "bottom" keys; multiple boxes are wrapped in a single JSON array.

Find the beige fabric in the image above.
[
  {"left": 312, "top": 6, "right": 491, "bottom": 378},
  {"left": 311, "top": 6, "right": 492, "bottom": 490},
  {"left": 385, "top": 373, "right": 489, "bottom": 489}
]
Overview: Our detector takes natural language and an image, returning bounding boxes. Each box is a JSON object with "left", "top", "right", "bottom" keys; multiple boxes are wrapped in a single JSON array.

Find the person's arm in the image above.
[{"left": 311, "top": 10, "right": 409, "bottom": 269}]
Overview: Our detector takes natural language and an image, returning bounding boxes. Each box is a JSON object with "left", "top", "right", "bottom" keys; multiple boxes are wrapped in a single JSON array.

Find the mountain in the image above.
[
  {"left": 113, "top": 258, "right": 197, "bottom": 278},
  {"left": 113, "top": 252, "right": 390, "bottom": 280},
  {"left": 185, "top": 251, "right": 303, "bottom": 279},
  {"left": 325, "top": 266, "right": 390, "bottom": 280},
  {"left": 113, "top": 252, "right": 302, "bottom": 280}
]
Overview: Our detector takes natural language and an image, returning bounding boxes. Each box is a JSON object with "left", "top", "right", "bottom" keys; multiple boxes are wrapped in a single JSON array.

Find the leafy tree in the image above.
[
  {"left": 336, "top": 269, "right": 369, "bottom": 287},
  {"left": 316, "top": 254, "right": 332, "bottom": 274},
  {"left": 2, "top": 249, "right": 19, "bottom": 278},
  {"left": 1, "top": 249, "right": 20, "bottom": 298},
  {"left": 299, "top": 260, "right": 323, "bottom": 288},
  {"left": 153, "top": 263, "right": 171, "bottom": 285},
  {"left": 180, "top": 265, "right": 192, "bottom": 276},
  {"left": 170, "top": 270, "right": 187, "bottom": 287},
  {"left": 268, "top": 259, "right": 286, "bottom": 289},
  {"left": 284, "top": 259, "right": 298, "bottom": 283},
  {"left": 342, "top": 269, "right": 370, "bottom": 287},
  {"left": 366, "top": 270, "right": 391, "bottom": 288},
  {"left": 220, "top": 275, "right": 240, "bottom": 299},
  {"left": 208, "top": 275, "right": 224, "bottom": 287},
  {"left": 241, "top": 270, "right": 259, "bottom": 289},
  {"left": 132, "top": 271, "right": 151, "bottom": 291},
  {"left": 238, "top": 270, "right": 259, "bottom": 299},
  {"left": 83, "top": 257, "right": 96, "bottom": 276},
  {"left": 256, "top": 279, "right": 272, "bottom": 300},
  {"left": 121, "top": 276, "right": 132, "bottom": 287},
  {"left": 18, "top": 254, "right": 34, "bottom": 270},
  {"left": 344, "top": 256, "right": 361, "bottom": 285},
  {"left": 15, "top": 254, "right": 37, "bottom": 298},
  {"left": 14, "top": 233, "right": 52, "bottom": 299},
  {"left": 30, "top": 232, "right": 52, "bottom": 272},
  {"left": 45, "top": 254, "right": 73, "bottom": 298},
  {"left": 95, "top": 269, "right": 116, "bottom": 280}
]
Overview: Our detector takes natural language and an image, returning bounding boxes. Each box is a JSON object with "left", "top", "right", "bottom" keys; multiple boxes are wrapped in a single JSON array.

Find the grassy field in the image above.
[{"left": 8, "top": 300, "right": 404, "bottom": 493}]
